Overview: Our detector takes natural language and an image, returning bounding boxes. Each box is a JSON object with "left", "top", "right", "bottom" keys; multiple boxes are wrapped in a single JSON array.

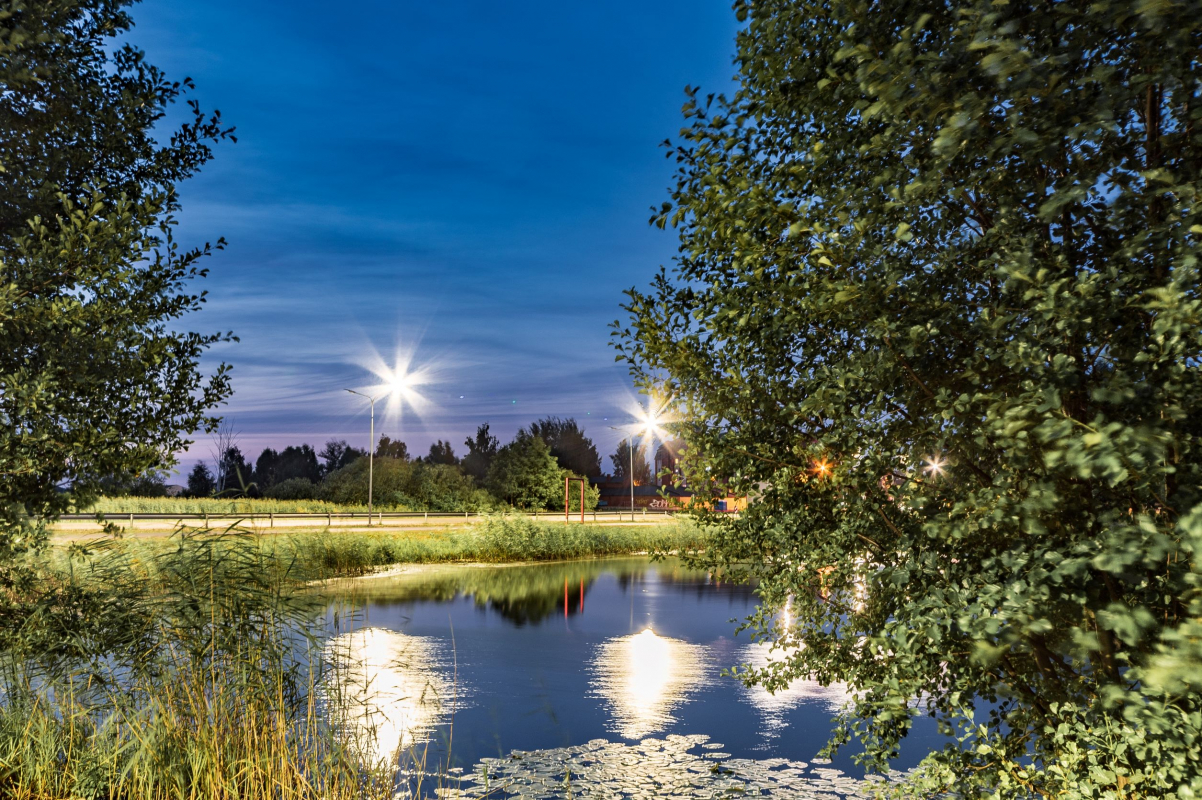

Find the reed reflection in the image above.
[
  {"left": 326, "top": 627, "right": 454, "bottom": 766},
  {"left": 591, "top": 628, "right": 708, "bottom": 739}
]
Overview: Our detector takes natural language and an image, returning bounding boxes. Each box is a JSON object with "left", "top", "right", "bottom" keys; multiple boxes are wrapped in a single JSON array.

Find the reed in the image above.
[
  {"left": 268, "top": 515, "right": 711, "bottom": 579},
  {"left": 0, "top": 531, "right": 399, "bottom": 800}
]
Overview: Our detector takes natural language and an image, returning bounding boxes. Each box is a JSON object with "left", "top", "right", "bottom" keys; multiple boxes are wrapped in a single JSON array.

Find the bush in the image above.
[
  {"left": 263, "top": 477, "right": 317, "bottom": 500},
  {"left": 320, "top": 457, "right": 494, "bottom": 511}
]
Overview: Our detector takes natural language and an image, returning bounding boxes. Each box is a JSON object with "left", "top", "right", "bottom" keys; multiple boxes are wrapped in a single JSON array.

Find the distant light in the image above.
[
  {"left": 459, "top": 395, "right": 464, "bottom": 399},
  {"left": 813, "top": 459, "right": 831, "bottom": 476},
  {"left": 512, "top": 400, "right": 517, "bottom": 404},
  {"left": 924, "top": 457, "right": 945, "bottom": 477}
]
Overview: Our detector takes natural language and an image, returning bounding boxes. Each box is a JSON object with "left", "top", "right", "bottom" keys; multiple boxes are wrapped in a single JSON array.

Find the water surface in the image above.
[{"left": 322, "top": 557, "right": 938, "bottom": 790}]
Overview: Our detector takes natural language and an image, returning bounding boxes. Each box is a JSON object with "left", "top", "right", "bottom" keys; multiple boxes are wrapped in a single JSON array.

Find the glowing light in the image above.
[
  {"left": 739, "top": 641, "right": 852, "bottom": 738},
  {"left": 591, "top": 628, "right": 708, "bottom": 739},
  {"left": 325, "top": 627, "right": 454, "bottom": 767},
  {"left": 812, "top": 459, "right": 832, "bottom": 476},
  {"left": 924, "top": 456, "right": 945, "bottom": 477},
  {"left": 351, "top": 340, "right": 436, "bottom": 424},
  {"left": 617, "top": 393, "right": 676, "bottom": 448}
]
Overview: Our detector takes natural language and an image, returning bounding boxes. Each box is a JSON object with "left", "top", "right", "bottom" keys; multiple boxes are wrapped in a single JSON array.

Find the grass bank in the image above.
[
  {"left": 282, "top": 515, "right": 709, "bottom": 578},
  {"left": 70, "top": 515, "right": 710, "bottom": 581}
]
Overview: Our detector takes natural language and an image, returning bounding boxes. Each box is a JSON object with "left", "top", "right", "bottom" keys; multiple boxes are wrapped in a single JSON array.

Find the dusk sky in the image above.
[{"left": 134, "top": 1, "right": 742, "bottom": 476}]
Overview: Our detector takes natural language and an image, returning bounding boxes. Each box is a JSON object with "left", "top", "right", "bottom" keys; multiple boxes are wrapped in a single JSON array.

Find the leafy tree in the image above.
[
  {"left": 0, "top": 0, "right": 233, "bottom": 591},
  {"left": 217, "top": 446, "right": 251, "bottom": 493},
  {"left": 462, "top": 423, "right": 499, "bottom": 483},
  {"left": 375, "top": 435, "right": 408, "bottom": 461},
  {"left": 527, "top": 417, "right": 602, "bottom": 476},
  {"left": 424, "top": 439, "right": 458, "bottom": 466},
  {"left": 262, "top": 477, "right": 316, "bottom": 501},
  {"left": 274, "top": 445, "right": 320, "bottom": 484},
  {"left": 96, "top": 469, "right": 168, "bottom": 497},
  {"left": 609, "top": 439, "right": 651, "bottom": 485},
  {"left": 320, "top": 458, "right": 491, "bottom": 511},
  {"left": 253, "top": 448, "right": 280, "bottom": 488},
  {"left": 317, "top": 439, "right": 364, "bottom": 475},
  {"left": 186, "top": 463, "right": 215, "bottom": 498},
  {"left": 616, "top": 1, "right": 1202, "bottom": 797},
  {"left": 486, "top": 432, "right": 564, "bottom": 510}
]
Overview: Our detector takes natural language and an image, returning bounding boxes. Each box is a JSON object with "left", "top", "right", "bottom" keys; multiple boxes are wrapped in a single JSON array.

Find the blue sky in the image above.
[{"left": 134, "top": 1, "right": 741, "bottom": 474}]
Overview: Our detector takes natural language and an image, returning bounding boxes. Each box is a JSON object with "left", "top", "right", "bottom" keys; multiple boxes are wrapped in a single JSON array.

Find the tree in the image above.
[
  {"left": 320, "top": 458, "right": 491, "bottom": 511},
  {"left": 186, "top": 463, "right": 215, "bottom": 498},
  {"left": 96, "top": 469, "right": 168, "bottom": 497},
  {"left": 486, "top": 432, "right": 564, "bottom": 510},
  {"left": 425, "top": 440, "right": 458, "bottom": 466},
  {"left": 217, "top": 446, "right": 251, "bottom": 494},
  {"left": 527, "top": 417, "right": 602, "bottom": 476},
  {"left": 462, "top": 423, "right": 499, "bottom": 483},
  {"left": 253, "top": 448, "right": 280, "bottom": 488},
  {"left": 615, "top": 2, "right": 1202, "bottom": 797},
  {"left": 318, "top": 439, "right": 364, "bottom": 475},
  {"left": 274, "top": 445, "right": 320, "bottom": 484},
  {"left": 0, "top": 0, "right": 233, "bottom": 590},
  {"left": 375, "top": 435, "right": 408, "bottom": 460},
  {"left": 210, "top": 420, "right": 239, "bottom": 493},
  {"left": 610, "top": 439, "right": 651, "bottom": 485}
]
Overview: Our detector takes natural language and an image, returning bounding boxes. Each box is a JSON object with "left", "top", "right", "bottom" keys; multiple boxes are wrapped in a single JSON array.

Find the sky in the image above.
[{"left": 131, "top": 0, "right": 742, "bottom": 476}]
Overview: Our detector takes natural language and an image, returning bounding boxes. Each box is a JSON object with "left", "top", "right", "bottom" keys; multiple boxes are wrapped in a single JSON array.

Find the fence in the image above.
[{"left": 53, "top": 508, "right": 677, "bottom": 529}]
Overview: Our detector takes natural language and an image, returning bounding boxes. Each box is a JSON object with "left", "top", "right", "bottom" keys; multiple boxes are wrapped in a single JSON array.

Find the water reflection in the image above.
[
  {"left": 327, "top": 559, "right": 754, "bottom": 627},
  {"left": 740, "top": 642, "right": 852, "bottom": 740},
  {"left": 326, "top": 627, "right": 454, "bottom": 766},
  {"left": 591, "top": 628, "right": 708, "bottom": 739}
]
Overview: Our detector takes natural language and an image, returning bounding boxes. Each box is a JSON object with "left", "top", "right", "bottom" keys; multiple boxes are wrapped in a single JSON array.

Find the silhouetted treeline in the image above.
[{"left": 167, "top": 416, "right": 609, "bottom": 512}]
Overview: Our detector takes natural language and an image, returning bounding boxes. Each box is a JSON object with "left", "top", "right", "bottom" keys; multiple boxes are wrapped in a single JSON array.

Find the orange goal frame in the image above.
[{"left": 565, "top": 476, "right": 585, "bottom": 522}]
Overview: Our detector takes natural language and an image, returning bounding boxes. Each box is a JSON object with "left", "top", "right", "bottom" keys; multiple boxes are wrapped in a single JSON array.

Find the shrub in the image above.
[{"left": 263, "top": 477, "right": 317, "bottom": 500}]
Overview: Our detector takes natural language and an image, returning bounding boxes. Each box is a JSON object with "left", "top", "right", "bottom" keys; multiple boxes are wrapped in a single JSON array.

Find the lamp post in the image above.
[
  {"left": 609, "top": 426, "right": 638, "bottom": 517},
  {"left": 346, "top": 389, "right": 381, "bottom": 523}
]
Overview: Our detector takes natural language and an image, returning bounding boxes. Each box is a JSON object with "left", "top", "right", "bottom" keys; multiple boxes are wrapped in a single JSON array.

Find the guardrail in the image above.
[{"left": 54, "top": 508, "right": 677, "bottom": 526}]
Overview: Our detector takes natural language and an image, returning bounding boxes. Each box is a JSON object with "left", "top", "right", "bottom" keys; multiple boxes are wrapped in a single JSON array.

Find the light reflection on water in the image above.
[
  {"left": 590, "top": 628, "right": 708, "bottom": 739},
  {"left": 739, "top": 642, "right": 852, "bottom": 738},
  {"left": 326, "top": 627, "right": 455, "bottom": 766}
]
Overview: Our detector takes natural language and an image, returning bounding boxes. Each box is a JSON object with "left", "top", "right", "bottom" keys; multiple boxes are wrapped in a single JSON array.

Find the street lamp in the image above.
[
  {"left": 346, "top": 389, "right": 382, "bottom": 523},
  {"left": 347, "top": 372, "right": 410, "bottom": 524},
  {"left": 610, "top": 404, "right": 666, "bottom": 518},
  {"left": 609, "top": 426, "right": 637, "bottom": 516}
]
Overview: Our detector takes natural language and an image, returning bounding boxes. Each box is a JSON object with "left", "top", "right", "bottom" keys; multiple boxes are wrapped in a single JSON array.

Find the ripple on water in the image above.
[{"left": 437, "top": 734, "right": 905, "bottom": 799}]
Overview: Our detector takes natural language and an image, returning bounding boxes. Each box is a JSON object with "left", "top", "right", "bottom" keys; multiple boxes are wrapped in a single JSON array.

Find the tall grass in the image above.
[
  {"left": 274, "top": 515, "right": 712, "bottom": 579},
  {"left": 80, "top": 496, "right": 400, "bottom": 515},
  {"left": 0, "top": 531, "right": 400, "bottom": 800}
]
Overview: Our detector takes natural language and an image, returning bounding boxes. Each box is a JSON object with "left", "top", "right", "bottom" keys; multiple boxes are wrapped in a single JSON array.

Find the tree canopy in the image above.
[
  {"left": 425, "top": 439, "right": 458, "bottom": 466},
  {"left": 487, "top": 432, "right": 565, "bottom": 510},
  {"left": 375, "top": 435, "right": 408, "bottom": 461},
  {"left": 616, "top": 1, "right": 1202, "bottom": 796},
  {"left": 527, "top": 417, "right": 602, "bottom": 477},
  {"left": 0, "top": 0, "right": 233, "bottom": 589},
  {"left": 609, "top": 439, "right": 651, "bottom": 485},
  {"left": 462, "top": 423, "right": 500, "bottom": 483}
]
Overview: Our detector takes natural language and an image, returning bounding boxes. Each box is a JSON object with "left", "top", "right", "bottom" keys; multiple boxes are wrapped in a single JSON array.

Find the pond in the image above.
[{"left": 322, "top": 557, "right": 940, "bottom": 798}]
